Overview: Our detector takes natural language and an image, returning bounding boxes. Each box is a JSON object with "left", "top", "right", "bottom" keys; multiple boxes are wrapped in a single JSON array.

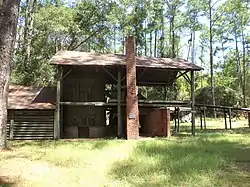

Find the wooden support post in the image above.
[
  {"left": 229, "top": 109, "right": 232, "bottom": 129},
  {"left": 224, "top": 110, "right": 227, "bottom": 130},
  {"left": 200, "top": 108, "right": 203, "bottom": 130},
  {"left": 166, "top": 109, "right": 171, "bottom": 137},
  {"left": 174, "top": 107, "right": 177, "bottom": 131},
  {"left": 177, "top": 107, "right": 180, "bottom": 132},
  {"left": 54, "top": 66, "right": 61, "bottom": 139},
  {"left": 117, "top": 68, "right": 122, "bottom": 137},
  {"left": 203, "top": 107, "right": 207, "bottom": 130},
  {"left": 191, "top": 71, "right": 195, "bottom": 136},
  {"left": 248, "top": 112, "right": 250, "bottom": 128},
  {"left": 9, "top": 111, "right": 14, "bottom": 140}
]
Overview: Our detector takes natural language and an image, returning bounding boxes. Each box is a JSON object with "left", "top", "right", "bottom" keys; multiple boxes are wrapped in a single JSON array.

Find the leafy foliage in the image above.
[
  {"left": 196, "top": 86, "right": 240, "bottom": 106},
  {"left": 11, "top": 0, "right": 250, "bottom": 106}
]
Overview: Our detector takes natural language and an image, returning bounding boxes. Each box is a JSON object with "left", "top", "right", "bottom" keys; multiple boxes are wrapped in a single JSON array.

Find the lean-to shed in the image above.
[{"left": 7, "top": 85, "right": 56, "bottom": 140}]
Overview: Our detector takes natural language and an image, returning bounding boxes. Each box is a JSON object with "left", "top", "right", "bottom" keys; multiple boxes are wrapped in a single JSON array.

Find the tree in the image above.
[
  {"left": 219, "top": 0, "right": 250, "bottom": 106},
  {"left": 208, "top": 0, "right": 216, "bottom": 113},
  {"left": 7, "top": 0, "right": 250, "bottom": 110},
  {"left": 0, "top": 0, "right": 20, "bottom": 149}
]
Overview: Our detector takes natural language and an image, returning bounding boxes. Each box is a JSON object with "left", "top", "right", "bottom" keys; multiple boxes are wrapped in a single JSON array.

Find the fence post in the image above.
[
  {"left": 228, "top": 108, "right": 232, "bottom": 129},
  {"left": 203, "top": 107, "right": 207, "bottom": 130},
  {"left": 224, "top": 110, "right": 227, "bottom": 130},
  {"left": 200, "top": 107, "right": 203, "bottom": 130},
  {"left": 248, "top": 112, "right": 250, "bottom": 128},
  {"left": 174, "top": 107, "right": 177, "bottom": 132},
  {"left": 177, "top": 107, "right": 180, "bottom": 132}
]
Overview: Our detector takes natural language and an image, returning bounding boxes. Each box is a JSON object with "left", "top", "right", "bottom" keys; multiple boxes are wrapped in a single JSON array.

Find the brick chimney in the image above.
[{"left": 126, "top": 36, "right": 139, "bottom": 140}]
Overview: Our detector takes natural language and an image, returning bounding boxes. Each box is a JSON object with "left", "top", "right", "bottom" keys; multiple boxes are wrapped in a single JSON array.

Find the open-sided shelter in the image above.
[{"left": 49, "top": 39, "right": 202, "bottom": 139}]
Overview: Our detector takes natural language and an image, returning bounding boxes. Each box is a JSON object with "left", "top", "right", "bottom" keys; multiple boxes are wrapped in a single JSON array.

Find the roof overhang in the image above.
[
  {"left": 8, "top": 85, "right": 56, "bottom": 110},
  {"left": 49, "top": 51, "right": 203, "bottom": 71}
]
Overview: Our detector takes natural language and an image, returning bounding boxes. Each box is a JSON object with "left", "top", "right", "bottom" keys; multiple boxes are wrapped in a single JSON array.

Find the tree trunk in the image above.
[
  {"left": 221, "top": 39, "right": 225, "bottom": 69},
  {"left": 169, "top": 18, "right": 172, "bottom": 58},
  {"left": 171, "top": 17, "right": 175, "bottom": 58},
  {"left": 241, "top": 28, "right": 246, "bottom": 107},
  {"left": 27, "top": 0, "right": 36, "bottom": 59},
  {"left": 23, "top": 0, "right": 29, "bottom": 46},
  {"left": 200, "top": 45, "right": 204, "bottom": 88},
  {"left": 113, "top": 26, "right": 116, "bottom": 54},
  {"left": 144, "top": 31, "right": 147, "bottom": 56},
  {"left": 209, "top": 1, "right": 216, "bottom": 118},
  {"left": 149, "top": 30, "right": 152, "bottom": 57},
  {"left": 154, "top": 29, "right": 157, "bottom": 57},
  {"left": 234, "top": 30, "right": 242, "bottom": 94},
  {"left": 191, "top": 31, "right": 195, "bottom": 64},
  {"left": 123, "top": 34, "right": 125, "bottom": 55},
  {"left": 0, "top": 0, "right": 20, "bottom": 149},
  {"left": 160, "top": 0, "right": 164, "bottom": 57},
  {"left": 23, "top": 0, "right": 36, "bottom": 63},
  {"left": 144, "top": 20, "right": 147, "bottom": 56}
]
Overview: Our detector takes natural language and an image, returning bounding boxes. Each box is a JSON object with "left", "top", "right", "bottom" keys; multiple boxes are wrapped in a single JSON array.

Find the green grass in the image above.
[
  {"left": 1, "top": 120, "right": 250, "bottom": 187},
  {"left": 171, "top": 117, "right": 249, "bottom": 134}
]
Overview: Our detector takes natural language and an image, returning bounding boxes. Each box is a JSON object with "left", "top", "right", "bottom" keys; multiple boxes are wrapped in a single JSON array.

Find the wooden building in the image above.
[
  {"left": 7, "top": 85, "right": 56, "bottom": 140},
  {"left": 49, "top": 49, "right": 202, "bottom": 139}
]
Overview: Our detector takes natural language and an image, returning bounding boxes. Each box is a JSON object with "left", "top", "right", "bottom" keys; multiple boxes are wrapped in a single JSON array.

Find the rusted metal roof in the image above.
[
  {"left": 49, "top": 51, "right": 202, "bottom": 71},
  {"left": 8, "top": 85, "right": 56, "bottom": 110}
]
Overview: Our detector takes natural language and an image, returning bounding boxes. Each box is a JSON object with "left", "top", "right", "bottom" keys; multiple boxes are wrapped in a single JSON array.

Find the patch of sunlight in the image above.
[
  {"left": 0, "top": 140, "right": 137, "bottom": 187},
  {"left": 2, "top": 133, "right": 250, "bottom": 187}
]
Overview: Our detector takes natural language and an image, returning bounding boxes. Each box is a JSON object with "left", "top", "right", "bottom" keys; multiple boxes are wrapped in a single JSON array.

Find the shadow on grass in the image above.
[
  {"left": 9, "top": 139, "right": 119, "bottom": 150},
  {"left": 198, "top": 127, "right": 250, "bottom": 135},
  {"left": 0, "top": 177, "right": 14, "bottom": 187},
  {"left": 108, "top": 134, "right": 250, "bottom": 187},
  {"left": 9, "top": 140, "right": 55, "bottom": 148},
  {"left": 171, "top": 126, "right": 250, "bottom": 137}
]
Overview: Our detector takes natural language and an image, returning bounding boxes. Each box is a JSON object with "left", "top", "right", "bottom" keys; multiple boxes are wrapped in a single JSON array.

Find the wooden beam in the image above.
[
  {"left": 191, "top": 71, "right": 195, "bottom": 136},
  {"left": 60, "top": 69, "right": 64, "bottom": 138},
  {"left": 60, "top": 100, "right": 191, "bottom": 108},
  {"left": 183, "top": 73, "right": 191, "bottom": 84},
  {"left": 109, "top": 99, "right": 190, "bottom": 105},
  {"left": 139, "top": 104, "right": 189, "bottom": 108},
  {"left": 117, "top": 68, "right": 122, "bottom": 137},
  {"left": 62, "top": 68, "right": 72, "bottom": 79},
  {"left": 54, "top": 66, "right": 61, "bottom": 139},
  {"left": 176, "top": 70, "right": 189, "bottom": 80},
  {"left": 103, "top": 67, "right": 117, "bottom": 81},
  {"left": 137, "top": 81, "right": 172, "bottom": 86},
  {"left": 137, "top": 68, "right": 148, "bottom": 80},
  {"left": 195, "top": 103, "right": 250, "bottom": 111},
  {"left": 60, "top": 102, "right": 117, "bottom": 106}
]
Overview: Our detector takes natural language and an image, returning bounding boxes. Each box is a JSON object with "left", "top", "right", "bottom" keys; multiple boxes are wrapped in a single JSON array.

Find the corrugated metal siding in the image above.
[{"left": 7, "top": 110, "right": 54, "bottom": 140}]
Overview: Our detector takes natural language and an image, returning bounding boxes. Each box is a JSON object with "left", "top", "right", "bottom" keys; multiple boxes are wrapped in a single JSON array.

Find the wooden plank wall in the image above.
[
  {"left": 7, "top": 110, "right": 55, "bottom": 140},
  {"left": 62, "top": 67, "right": 106, "bottom": 138}
]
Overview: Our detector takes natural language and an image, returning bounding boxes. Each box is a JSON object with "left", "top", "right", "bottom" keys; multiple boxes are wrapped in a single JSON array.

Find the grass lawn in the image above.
[{"left": 1, "top": 120, "right": 250, "bottom": 187}]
